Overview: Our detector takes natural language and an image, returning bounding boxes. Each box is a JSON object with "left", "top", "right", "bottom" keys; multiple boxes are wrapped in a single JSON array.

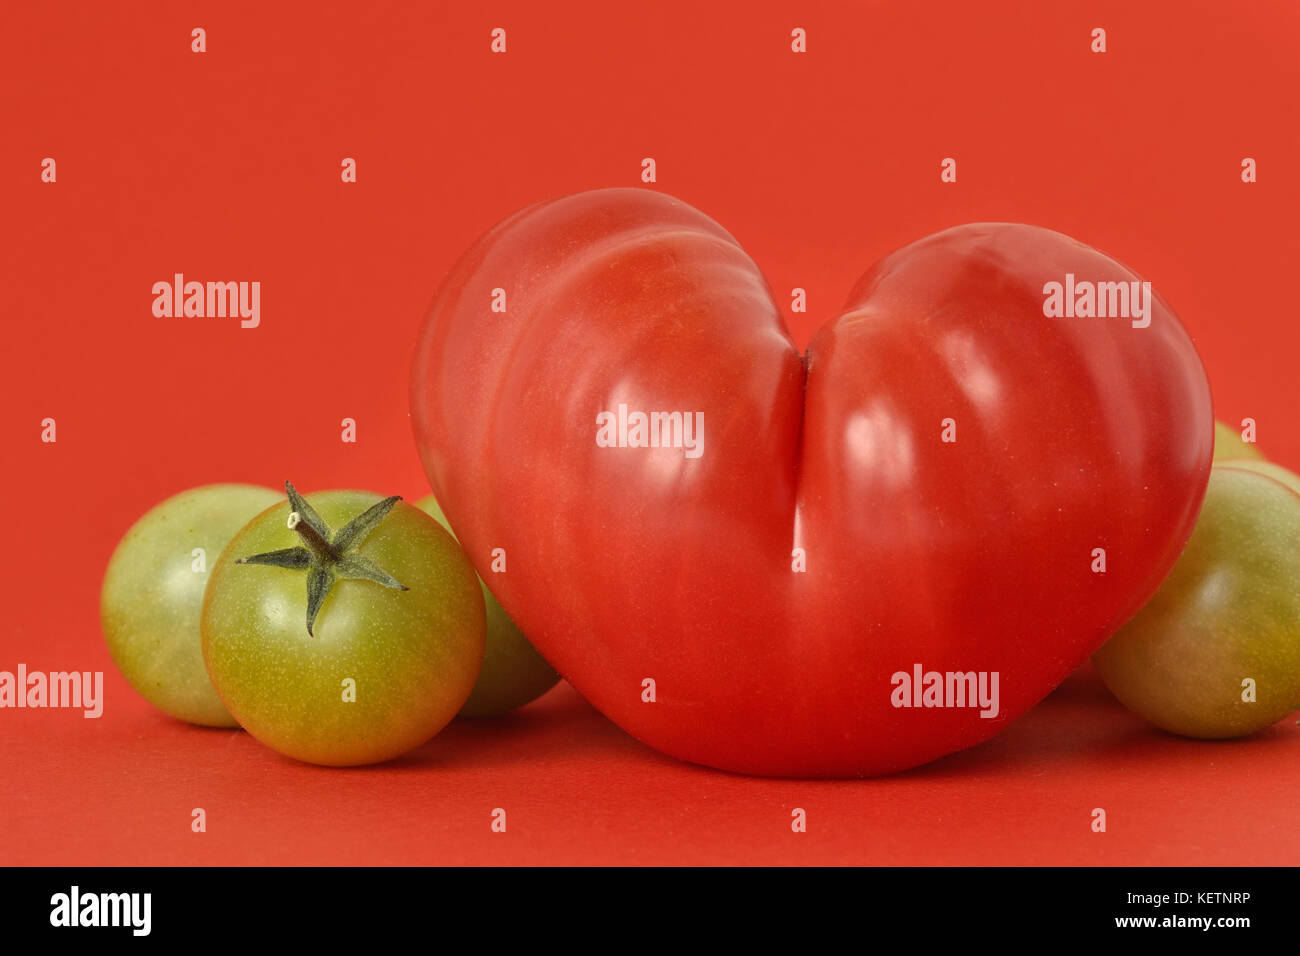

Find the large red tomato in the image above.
[{"left": 411, "top": 188, "right": 1212, "bottom": 777}]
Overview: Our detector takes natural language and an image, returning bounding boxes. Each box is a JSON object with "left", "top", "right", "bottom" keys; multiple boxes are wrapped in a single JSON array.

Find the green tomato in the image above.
[
  {"left": 1212, "top": 420, "right": 1264, "bottom": 461},
  {"left": 201, "top": 483, "right": 485, "bottom": 765},
  {"left": 101, "top": 484, "right": 282, "bottom": 727},
  {"left": 1093, "top": 462, "right": 1300, "bottom": 738},
  {"left": 415, "top": 494, "right": 560, "bottom": 716}
]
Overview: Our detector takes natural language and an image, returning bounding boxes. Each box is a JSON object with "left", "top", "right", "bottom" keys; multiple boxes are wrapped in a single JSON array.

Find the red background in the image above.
[{"left": 3, "top": 0, "right": 1298, "bottom": 865}]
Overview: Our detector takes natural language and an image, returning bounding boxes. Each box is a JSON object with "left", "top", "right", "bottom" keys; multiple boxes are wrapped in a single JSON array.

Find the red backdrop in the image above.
[{"left": 3, "top": 0, "right": 1297, "bottom": 864}]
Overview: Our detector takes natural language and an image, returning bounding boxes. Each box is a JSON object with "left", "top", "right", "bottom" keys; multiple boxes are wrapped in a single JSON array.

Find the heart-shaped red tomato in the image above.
[{"left": 411, "top": 188, "right": 1212, "bottom": 777}]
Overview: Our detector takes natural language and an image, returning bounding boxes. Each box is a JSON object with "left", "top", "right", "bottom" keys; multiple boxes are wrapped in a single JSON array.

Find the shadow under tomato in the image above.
[
  {"left": 245, "top": 662, "right": 1300, "bottom": 778},
  {"left": 359, "top": 681, "right": 656, "bottom": 772},
  {"left": 886, "top": 665, "right": 1300, "bottom": 785}
]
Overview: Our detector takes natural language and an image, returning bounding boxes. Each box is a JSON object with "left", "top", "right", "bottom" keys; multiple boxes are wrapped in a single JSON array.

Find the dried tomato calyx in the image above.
[{"left": 237, "top": 480, "right": 408, "bottom": 636}]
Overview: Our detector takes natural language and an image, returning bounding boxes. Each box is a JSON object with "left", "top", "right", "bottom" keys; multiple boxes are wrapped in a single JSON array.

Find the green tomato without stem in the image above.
[
  {"left": 1093, "top": 462, "right": 1300, "bottom": 738},
  {"left": 101, "top": 484, "right": 282, "bottom": 727},
  {"left": 1212, "top": 420, "right": 1264, "bottom": 461},
  {"left": 201, "top": 483, "right": 485, "bottom": 765},
  {"left": 415, "top": 494, "right": 560, "bottom": 717}
]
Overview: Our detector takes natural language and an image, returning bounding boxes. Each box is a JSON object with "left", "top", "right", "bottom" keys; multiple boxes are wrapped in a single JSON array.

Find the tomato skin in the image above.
[
  {"left": 1212, "top": 420, "right": 1265, "bottom": 461},
  {"left": 411, "top": 188, "right": 1212, "bottom": 777},
  {"left": 414, "top": 495, "right": 560, "bottom": 716},
  {"left": 1094, "top": 463, "right": 1300, "bottom": 738},
  {"left": 101, "top": 484, "right": 282, "bottom": 727},
  {"left": 201, "top": 491, "right": 485, "bottom": 766}
]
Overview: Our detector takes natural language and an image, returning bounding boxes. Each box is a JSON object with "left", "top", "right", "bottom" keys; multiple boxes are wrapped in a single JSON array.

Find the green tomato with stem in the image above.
[
  {"left": 102, "top": 483, "right": 282, "bottom": 727},
  {"left": 1094, "top": 461, "right": 1300, "bottom": 738},
  {"left": 415, "top": 494, "right": 560, "bottom": 716},
  {"left": 201, "top": 482, "right": 485, "bottom": 765}
]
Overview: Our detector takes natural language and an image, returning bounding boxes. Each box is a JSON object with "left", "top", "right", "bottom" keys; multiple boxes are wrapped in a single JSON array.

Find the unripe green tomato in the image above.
[
  {"left": 101, "top": 484, "right": 282, "bottom": 727},
  {"left": 202, "top": 488, "right": 485, "bottom": 765},
  {"left": 1212, "top": 420, "right": 1264, "bottom": 461},
  {"left": 1093, "top": 462, "right": 1300, "bottom": 738},
  {"left": 415, "top": 494, "right": 560, "bottom": 716}
]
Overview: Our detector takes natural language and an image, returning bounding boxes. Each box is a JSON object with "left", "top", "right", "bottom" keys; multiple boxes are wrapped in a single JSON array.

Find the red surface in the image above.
[
  {"left": 3, "top": 0, "right": 1299, "bottom": 864},
  {"left": 4, "top": 667, "right": 1300, "bottom": 866}
]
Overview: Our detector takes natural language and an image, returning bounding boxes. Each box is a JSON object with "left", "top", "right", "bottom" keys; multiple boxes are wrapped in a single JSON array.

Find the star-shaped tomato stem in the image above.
[{"left": 236, "top": 481, "right": 409, "bottom": 636}]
